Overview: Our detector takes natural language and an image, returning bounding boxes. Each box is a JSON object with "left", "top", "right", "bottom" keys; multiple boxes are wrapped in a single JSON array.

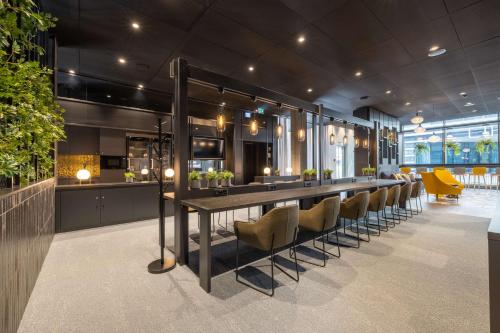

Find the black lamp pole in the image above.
[{"left": 148, "top": 117, "right": 176, "bottom": 274}]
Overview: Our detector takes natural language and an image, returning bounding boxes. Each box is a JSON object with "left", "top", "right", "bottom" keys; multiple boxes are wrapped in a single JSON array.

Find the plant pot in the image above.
[
  {"left": 220, "top": 179, "right": 231, "bottom": 187},
  {"left": 125, "top": 177, "right": 134, "bottom": 183},
  {"left": 323, "top": 175, "right": 331, "bottom": 180},
  {"left": 208, "top": 179, "right": 218, "bottom": 188},
  {"left": 304, "top": 174, "right": 311, "bottom": 181},
  {"left": 190, "top": 179, "right": 201, "bottom": 189}
]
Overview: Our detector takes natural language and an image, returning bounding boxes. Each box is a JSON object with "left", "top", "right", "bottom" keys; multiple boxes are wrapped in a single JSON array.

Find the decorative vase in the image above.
[
  {"left": 190, "top": 179, "right": 201, "bottom": 189},
  {"left": 208, "top": 179, "right": 218, "bottom": 188},
  {"left": 220, "top": 179, "right": 231, "bottom": 187}
]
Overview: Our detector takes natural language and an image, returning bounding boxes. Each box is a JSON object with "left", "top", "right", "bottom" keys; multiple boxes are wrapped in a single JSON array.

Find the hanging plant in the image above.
[
  {"left": 0, "top": 0, "right": 65, "bottom": 186},
  {"left": 414, "top": 143, "right": 429, "bottom": 156},
  {"left": 475, "top": 138, "right": 496, "bottom": 155},
  {"left": 445, "top": 141, "right": 461, "bottom": 156}
]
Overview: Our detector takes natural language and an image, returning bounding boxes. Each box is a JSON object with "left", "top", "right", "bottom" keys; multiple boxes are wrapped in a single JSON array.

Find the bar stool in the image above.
[
  {"left": 366, "top": 187, "right": 388, "bottom": 234},
  {"left": 234, "top": 205, "right": 299, "bottom": 296},
  {"left": 490, "top": 168, "right": 500, "bottom": 191},
  {"left": 396, "top": 182, "right": 413, "bottom": 220},
  {"left": 382, "top": 185, "right": 401, "bottom": 227},
  {"left": 296, "top": 196, "right": 341, "bottom": 266},
  {"left": 339, "top": 191, "right": 370, "bottom": 248},
  {"left": 416, "top": 167, "right": 427, "bottom": 174},
  {"left": 410, "top": 180, "right": 423, "bottom": 214},
  {"left": 453, "top": 167, "right": 467, "bottom": 188},
  {"left": 469, "top": 166, "right": 487, "bottom": 189}
]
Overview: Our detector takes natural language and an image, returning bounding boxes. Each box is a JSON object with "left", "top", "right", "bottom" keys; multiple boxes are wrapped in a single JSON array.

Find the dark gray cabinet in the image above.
[
  {"left": 59, "top": 126, "right": 100, "bottom": 155},
  {"left": 100, "top": 188, "right": 134, "bottom": 225},
  {"left": 132, "top": 186, "right": 159, "bottom": 220},
  {"left": 99, "top": 128, "right": 126, "bottom": 156},
  {"left": 59, "top": 189, "right": 100, "bottom": 231}
]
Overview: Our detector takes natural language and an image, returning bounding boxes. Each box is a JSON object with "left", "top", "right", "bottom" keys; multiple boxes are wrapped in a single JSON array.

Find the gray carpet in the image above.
[{"left": 18, "top": 208, "right": 490, "bottom": 333}]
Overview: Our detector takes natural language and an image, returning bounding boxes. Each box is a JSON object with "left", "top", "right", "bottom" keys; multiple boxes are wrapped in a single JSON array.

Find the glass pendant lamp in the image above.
[{"left": 297, "top": 109, "right": 306, "bottom": 142}]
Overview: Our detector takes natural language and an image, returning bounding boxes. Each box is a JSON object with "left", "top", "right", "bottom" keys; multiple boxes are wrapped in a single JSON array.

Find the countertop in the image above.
[{"left": 56, "top": 180, "right": 170, "bottom": 190}]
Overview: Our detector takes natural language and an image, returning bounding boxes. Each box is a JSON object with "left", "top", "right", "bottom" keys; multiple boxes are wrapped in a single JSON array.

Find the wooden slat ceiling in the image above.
[{"left": 43, "top": 0, "right": 500, "bottom": 123}]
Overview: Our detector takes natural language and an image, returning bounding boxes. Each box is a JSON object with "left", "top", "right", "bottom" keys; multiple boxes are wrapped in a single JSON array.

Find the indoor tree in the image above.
[
  {"left": 475, "top": 138, "right": 496, "bottom": 163},
  {"left": 0, "top": 0, "right": 65, "bottom": 187}
]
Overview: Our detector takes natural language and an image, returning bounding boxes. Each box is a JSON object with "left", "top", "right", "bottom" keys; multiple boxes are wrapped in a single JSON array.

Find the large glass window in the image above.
[
  {"left": 403, "top": 130, "right": 443, "bottom": 165},
  {"left": 322, "top": 122, "right": 354, "bottom": 178},
  {"left": 444, "top": 123, "right": 498, "bottom": 164}
]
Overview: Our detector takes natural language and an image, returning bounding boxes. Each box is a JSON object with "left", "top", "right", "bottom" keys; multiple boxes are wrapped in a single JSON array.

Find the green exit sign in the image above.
[{"left": 256, "top": 107, "right": 265, "bottom": 114}]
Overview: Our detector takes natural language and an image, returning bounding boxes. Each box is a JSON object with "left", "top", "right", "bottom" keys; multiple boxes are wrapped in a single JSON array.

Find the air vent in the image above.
[{"left": 360, "top": 95, "right": 370, "bottom": 100}]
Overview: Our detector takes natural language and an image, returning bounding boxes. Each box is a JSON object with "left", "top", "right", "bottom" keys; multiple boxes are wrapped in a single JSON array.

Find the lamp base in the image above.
[{"left": 147, "top": 258, "right": 176, "bottom": 274}]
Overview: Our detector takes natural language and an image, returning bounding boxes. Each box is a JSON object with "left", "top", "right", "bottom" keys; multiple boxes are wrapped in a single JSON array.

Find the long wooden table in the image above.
[{"left": 178, "top": 179, "right": 403, "bottom": 293}]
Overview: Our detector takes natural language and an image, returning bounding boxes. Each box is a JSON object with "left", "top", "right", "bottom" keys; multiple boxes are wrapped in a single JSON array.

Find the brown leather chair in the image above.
[
  {"left": 234, "top": 205, "right": 299, "bottom": 296},
  {"left": 297, "top": 196, "right": 341, "bottom": 266},
  {"left": 383, "top": 185, "right": 401, "bottom": 226},
  {"left": 397, "top": 182, "right": 413, "bottom": 220},
  {"left": 367, "top": 187, "right": 388, "bottom": 234},
  {"left": 339, "top": 191, "right": 370, "bottom": 248},
  {"left": 410, "top": 180, "right": 423, "bottom": 214}
]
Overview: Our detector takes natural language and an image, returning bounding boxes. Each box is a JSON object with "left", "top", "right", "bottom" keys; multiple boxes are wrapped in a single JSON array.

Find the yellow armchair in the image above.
[
  {"left": 420, "top": 171, "right": 463, "bottom": 199},
  {"left": 434, "top": 169, "right": 465, "bottom": 190}
]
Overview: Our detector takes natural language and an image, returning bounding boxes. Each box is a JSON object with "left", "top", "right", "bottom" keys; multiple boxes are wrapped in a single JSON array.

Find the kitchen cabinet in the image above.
[
  {"left": 59, "top": 126, "right": 100, "bottom": 155},
  {"left": 59, "top": 189, "right": 101, "bottom": 231},
  {"left": 100, "top": 128, "right": 126, "bottom": 156},
  {"left": 100, "top": 188, "right": 134, "bottom": 225}
]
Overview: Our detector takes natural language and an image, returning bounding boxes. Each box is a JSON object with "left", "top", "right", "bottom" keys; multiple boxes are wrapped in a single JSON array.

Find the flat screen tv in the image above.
[{"left": 191, "top": 136, "right": 225, "bottom": 160}]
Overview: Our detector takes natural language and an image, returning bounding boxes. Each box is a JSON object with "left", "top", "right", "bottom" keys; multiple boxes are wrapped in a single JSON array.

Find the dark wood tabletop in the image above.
[{"left": 180, "top": 179, "right": 403, "bottom": 213}]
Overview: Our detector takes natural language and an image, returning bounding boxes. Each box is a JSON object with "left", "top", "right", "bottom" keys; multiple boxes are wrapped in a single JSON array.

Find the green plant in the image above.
[
  {"left": 275, "top": 168, "right": 280, "bottom": 176},
  {"left": 218, "top": 170, "right": 234, "bottom": 180},
  {"left": 323, "top": 169, "right": 333, "bottom": 177},
  {"left": 0, "top": 1, "right": 65, "bottom": 186},
  {"left": 445, "top": 141, "right": 461, "bottom": 156},
  {"left": 205, "top": 170, "right": 218, "bottom": 181},
  {"left": 475, "top": 138, "right": 496, "bottom": 154},
  {"left": 303, "top": 169, "right": 317, "bottom": 176},
  {"left": 414, "top": 143, "right": 429, "bottom": 156},
  {"left": 124, "top": 172, "right": 135, "bottom": 178},
  {"left": 188, "top": 171, "right": 201, "bottom": 181},
  {"left": 362, "top": 167, "right": 376, "bottom": 175}
]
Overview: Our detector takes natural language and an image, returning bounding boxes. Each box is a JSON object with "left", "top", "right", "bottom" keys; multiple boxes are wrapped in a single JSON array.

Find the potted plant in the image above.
[
  {"left": 218, "top": 170, "right": 234, "bottom": 187},
  {"left": 188, "top": 171, "right": 201, "bottom": 189},
  {"left": 415, "top": 143, "right": 429, "bottom": 164},
  {"left": 323, "top": 169, "right": 333, "bottom": 180},
  {"left": 361, "top": 166, "right": 376, "bottom": 176},
  {"left": 475, "top": 138, "right": 496, "bottom": 163},
  {"left": 206, "top": 170, "right": 218, "bottom": 188},
  {"left": 445, "top": 141, "right": 461, "bottom": 163},
  {"left": 124, "top": 171, "right": 135, "bottom": 183},
  {"left": 275, "top": 168, "right": 280, "bottom": 176},
  {"left": 303, "top": 169, "right": 317, "bottom": 181}
]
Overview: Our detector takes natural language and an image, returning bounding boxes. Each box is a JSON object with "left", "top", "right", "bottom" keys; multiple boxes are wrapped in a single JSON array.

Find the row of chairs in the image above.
[{"left": 234, "top": 181, "right": 423, "bottom": 296}]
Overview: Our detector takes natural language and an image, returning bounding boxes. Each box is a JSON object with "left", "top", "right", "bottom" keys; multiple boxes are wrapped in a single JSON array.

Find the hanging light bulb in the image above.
[
  {"left": 297, "top": 109, "right": 306, "bottom": 142},
  {"left": 216, "top": 113, "right": 225, "bottom": 132},
  {"left": 428, "top": 132, "right": 441, "bottom": 143},
  {"left": 328, "top": 117, "right": 336, "bottom": 145},
  {"left": 411, "top": 110, "right": 424, "bottom": 124},
  {"left": 415, "top": 124, "right": 426, "bottom": 133},
  {"left": 165, "top": 168, "right": 174, "bottom": 178},
  {"left": 355, "top": 136, "right": 360, "bottom": 148},
  {"left": 343, "top": 121, "right": 348, "bottom": 145},
  {"left": 249, "top": 112, "right": 258, "bottom": 136},
  {"left": 363, "top": 128, "right": 370, "bottom": 149},
  {"left": 275, "top": 103, "right": 283, "bottom": 139}
]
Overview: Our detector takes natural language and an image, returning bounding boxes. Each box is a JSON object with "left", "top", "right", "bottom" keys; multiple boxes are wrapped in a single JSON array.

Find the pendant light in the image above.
[
  {"left": 329, "top": 117, "right": 336, "bottom": 145},
  {"left": 415, "top": 123, "right": 426, "bottom": 133},
  {"left": 275, "top": 103, "right": 283, "bottom": 139},
  {"left": 297, "top": 109, "right": 306, "bottom": 142},
  {"left": 411, "top": 110, "right": 424, "bottom": 124},
  {"left": 343, "top": 121, "right": 348, "bottom": 145},
  {"left": 216, "top": 87, "right": 226, "bottom": 132},
  {"left": 428, "top": 132, "right": 441, "bottom": 143},
  {"left": 354, "top": 124, "right": 360, "bottom": 148},
  {"left": 362, "top": 127, "right": 369, "bottom": 149},
  {"left": 249, "top": 112, "right": 258, "bottom": 136}
]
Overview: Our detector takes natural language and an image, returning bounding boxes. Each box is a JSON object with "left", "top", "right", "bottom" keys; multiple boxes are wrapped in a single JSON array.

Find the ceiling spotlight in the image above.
[
  {"left": 429, "top": 45, "right": 440, "bottom": 52},
  {"left": 118, "top": 57, "right": 126, "bottom": 64},
  {"left": 297, "top": 35, "right": 306, "bottom": 43},
  {"left": 68, "top": 69, "right": 76, "bottom": 75},
  {"left": 355, "top": 71, "right": 362, "bottom": 77},
  {"left": 248, "top": 65, "right": 254, "bottom": 72},
  {"left": 131, "top": 22, "right": 140, "bottom": 29},
  {"left": 411, "top": 110, "right": 424, "bottom": 124},
  {"left": 472, "top": 109, "right": 478, "bottom": 113},
  {"left": 428, "top": 46, "right": 447, "bottom": 57},
  {"left": 106, "top": 94, "right": 111, "bottom": 98},
  {"left": 459, "top": 92, "right": 467, "bottom": 97},
  {"left": 307, "top": 88, "right": 313, "bottom": 93},
  {"left": 385, "top": 90, "right": 392, "bottom": 94},
  {"left": 464, "top": 102, "right": 474, "bottom": 107},
  {"left": 137, "top": 84, "right": 144, "bottom": 90},
  {"left": 405, "top": 102, "right": 411, "bottom": 106}
]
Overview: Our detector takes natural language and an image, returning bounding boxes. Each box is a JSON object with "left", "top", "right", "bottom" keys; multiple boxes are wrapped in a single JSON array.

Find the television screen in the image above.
[{"left": 191, "top": 137, "right": 225, "bottom": 160}]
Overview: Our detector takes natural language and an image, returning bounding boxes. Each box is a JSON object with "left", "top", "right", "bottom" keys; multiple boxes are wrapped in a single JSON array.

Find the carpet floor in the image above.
[{"left": 18, "top": 199, "right": 490, "bottom": 332}]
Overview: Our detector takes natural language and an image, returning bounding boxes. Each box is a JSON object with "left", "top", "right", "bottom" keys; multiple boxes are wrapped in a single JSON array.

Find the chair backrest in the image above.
[
  {"left": 472, "top": 166, "right": 487, "bottom": 175},
  {"left": 386, "top": 185, "right": 401, "bottom": 206},
  {"left": 410, "top": 180, "right": 423, "bottom": 198},
  {"left": 322, "top": 196, "right": 341, "bottom": 230},
  {"left": 399, "top": 182, "right": 412, "bottom": 204},
  {"left": 368, "top": 187, "right": 388, "bottom": 212},
  {"left": 342, "top": 191, "right": 370, "bottom": 219},
  {"left": 416, "top": 167, "right": 428, "bottom": 174},
  {"left": 420, "top": 172, "right": 437, "bottom": 193},
  {"left": 454, "top": 167, "right": 466, "bottom": 175},
  {"left": 434, "top": 169, "right": 461, "bottom": 185},
  {"left": 259, "top": 205, "right": 299, "bottom": 248},
  {"left": 400, "top": 167, "right": 411, "bottom": 174},
  {"left": 433, "top": 166, "right": 446, "bottom": 171}
]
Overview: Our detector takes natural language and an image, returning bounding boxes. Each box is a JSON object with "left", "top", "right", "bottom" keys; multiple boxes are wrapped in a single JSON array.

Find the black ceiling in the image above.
[{"left": 42, "top": 0, "right": 500, "bottom": 123}]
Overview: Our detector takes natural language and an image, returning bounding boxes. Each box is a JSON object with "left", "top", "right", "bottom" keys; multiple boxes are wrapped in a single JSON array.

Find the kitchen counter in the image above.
[{"left": 56, "top": 180, "right": 170, "bottom": 190}]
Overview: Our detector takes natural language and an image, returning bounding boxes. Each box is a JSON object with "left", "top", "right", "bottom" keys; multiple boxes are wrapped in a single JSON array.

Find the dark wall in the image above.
[{"left": 0, "top": 179, "right": 55, "bottom": 333}]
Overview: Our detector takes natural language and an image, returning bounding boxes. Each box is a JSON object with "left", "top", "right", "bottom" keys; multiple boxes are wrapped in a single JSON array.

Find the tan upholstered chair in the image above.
[
  {"left": 410, "top": 180, "right": 423, "bottom": 214},
  {"left": 367, "top": 188, "right": 388, "bottom": 234},
  {"left": 383, "top": 185, "right": 401, "bottom": 226},
  {"left": 234, "top": 205, "right": 299, "bottom": 296},
  {"left": 397, "top": 182, "right": 413, "bottom": 220},
  {"left": 339, "top": 191, "right": 370, "bottom": 248},
  {"left": 297, "top": 196, "right": 341, "bottom": 266}
]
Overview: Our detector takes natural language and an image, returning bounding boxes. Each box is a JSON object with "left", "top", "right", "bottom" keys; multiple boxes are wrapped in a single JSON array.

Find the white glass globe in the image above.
[
  {"left": 285, "top": 167, "right": 293, "bottom": 174},
  {"left": 141, "top": 168, "right": 149, "bottom": 175},
  {"left": 76, "top": 169, "right": 90, "bottom": 180},
  {"left": 164, "top": 168, "right": 174, "bottom": 178},
  {"left": 263, "top": 167, "right": 271, "bottom": 175}
]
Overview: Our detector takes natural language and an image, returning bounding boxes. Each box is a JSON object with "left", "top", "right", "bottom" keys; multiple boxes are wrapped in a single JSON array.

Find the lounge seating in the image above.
[
  {"left": 396, "top": 182, "right": 413, "bottom": 220},
  {"left": 367, "top": 188, "right": 388, "bottom": 234},
  {"left": 410, "top": 180, "right": 423, "bottom": 214},
  {"left": 420, "top": 171, "right": 463, "bottom": 200},
  {"left": 297, "top": 196, "right": 341, "bottom": 266},
  {"left": 234, "top": 205, "right": 299, "bottom": 296},
  {"left": 383, "top": 185, "right": 401, "bottom": 226},
  {"left": 416, "top": 167, "right": 427, "bottom": 174},
  {"left": 339, "top": 191, "right": 370, "bottom": 248}
]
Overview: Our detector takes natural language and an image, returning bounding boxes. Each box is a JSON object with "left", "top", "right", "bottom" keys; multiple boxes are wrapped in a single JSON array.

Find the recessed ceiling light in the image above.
[
  {"left": 106, "top": 94, "right": 111, "bottom": 98},
  {"left": 137, "top": 84, "right": 144, "bottom": 90},
  {"left": 428, "top": 46, "right": 447, "bottom": 57},
  {"left": 459, "top": 92, "right": 467, "bottom": 97},
  {"left": 68, "top": 69, "right": 75, "bottom": 75},
  {"left": 429, "top": 45, "right": 440, "bottom": 52},
  {"left": 118, "top": 57, "right": 126, "bottom": 64},
  {"left": 248, "top": 65, "right": 254, "bottom": 72},
  {"left": 307, "top": 88, "right": 313, "bottom": 93},
  {"left": 131, "top": 22, "right": 140, "bottom": 29},
  {"left": 355, "top": 71, "right": 362, "bottom": 77},
  {"left": 464, "top": 102, "right": 474, "bottom": 107},
  {"left": 297, "top": 35, "right": 306, "bottom": 43},
  {"left": 220, "top": 102, "right": 226, "bottom": 106},
  {"left": 385, "top": 90, "right": 392, "bottom": 94},
  {"left": 472, "top": 109, "right": 477, "bottom": 113},
  {"left": 405, "top": 102, "right": 411, "bottom": 106}
]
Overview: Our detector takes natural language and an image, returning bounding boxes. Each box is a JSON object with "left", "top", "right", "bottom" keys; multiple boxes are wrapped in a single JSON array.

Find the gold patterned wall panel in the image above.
[{"left": 57, "top": 155, "right": 100, "bottom": 178}]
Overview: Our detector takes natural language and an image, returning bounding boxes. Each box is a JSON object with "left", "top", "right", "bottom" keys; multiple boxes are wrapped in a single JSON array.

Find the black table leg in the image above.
[
  {"left": 174, "top": 203, "right": 189, "bottom": 265},
  {"left": 199, "top": 210, "right": 212, "bottom": 293}
]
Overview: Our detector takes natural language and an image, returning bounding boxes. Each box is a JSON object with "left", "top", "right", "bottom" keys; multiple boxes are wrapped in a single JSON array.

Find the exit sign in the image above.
[{"left": 256, "top": 107, "right": 265, "bottom": 114}]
